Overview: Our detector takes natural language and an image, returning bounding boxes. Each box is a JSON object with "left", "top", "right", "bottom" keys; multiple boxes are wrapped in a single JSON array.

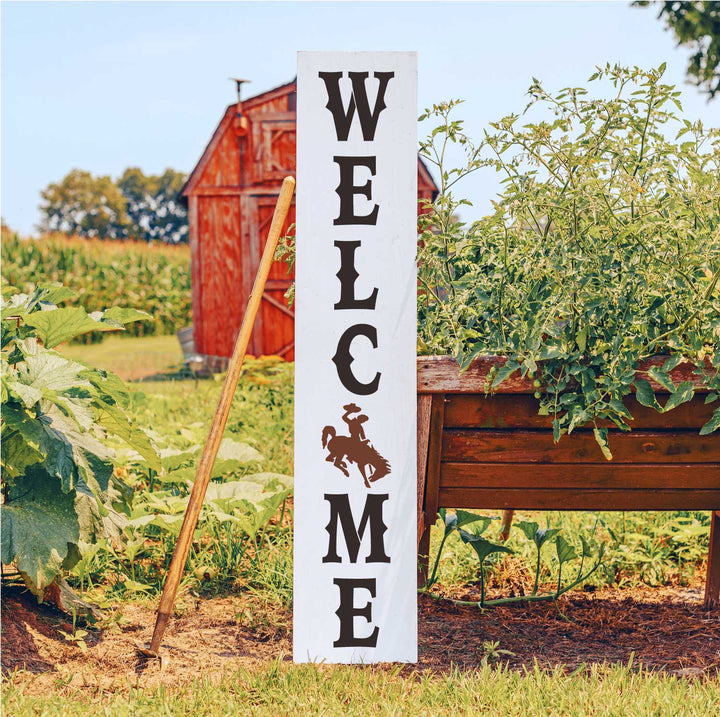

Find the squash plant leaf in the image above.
[
  {"left": 24, "top": 307, "right": 123, "bottom": 349},
  {"left": 555, "top": 535, "right": 578, "bottom": 565},
  {"left": 1, "top": 468, "right": 80, "bottom": 595},
  {"left": 1, "top": 281, "right": 160, "bottom": 600},
  {"left": 458, "top": 529, "right": 513, "bottom": 563},
  {"left": 515, "top": 520, "right": 539, "bottom": 543},
  {"left": 455, "top": 509, "right": 491, "bottom": 532}
]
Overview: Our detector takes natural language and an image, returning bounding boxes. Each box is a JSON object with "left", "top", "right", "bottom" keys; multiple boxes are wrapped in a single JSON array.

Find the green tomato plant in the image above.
[
  {"left": 418, "top": 64, "right": 720, "bottom": 455},
  {"left": 1, "top": 281, "right": 159, "bottom": 604}
]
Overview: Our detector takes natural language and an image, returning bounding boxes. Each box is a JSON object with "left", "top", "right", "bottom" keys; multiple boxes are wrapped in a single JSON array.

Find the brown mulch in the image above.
[{"left": 2, "top": 576, "right": 719, "bottom": 696}]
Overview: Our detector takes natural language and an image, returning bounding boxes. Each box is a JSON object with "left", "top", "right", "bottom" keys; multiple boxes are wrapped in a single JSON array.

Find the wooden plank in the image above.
[
  {"left": 188, "top": 195, "right": 203, "bottom": 353},
  {"left": 417, "top": 355, "right": 713, "bottom": 395},
  {"left": 262, "top": 292, "right": 295, "bottom": 319},
  {"left": 417, "top": 394, "right": 433, "bottom": 586},
  {"left": 193, "top": 187, "right": 243, "bottom": 197},
  {"left": 705, "top": 511, "right": 720, "bottom": 609},
  {"left": 257, "top": 198, "right": 295, "bottom": 356},
  {"left": 198, "top": 197, "right": 221, "bottom": 356},
  {"left": 439, "top": 463, "right": 720, "bottom": 490},
  {"left": 437, "top": 488, "right": 720, "bottom": 511},
  {"left": 266, "top": 279, "right": 293, "bottom": 291},
  {"left": 417, "top": 394, "right": 432, "bottom": 547},
  {"left": 203, "top": 123, "right": 241, "bottom": 187},
  {"left": 239, "top": 195, "right": 258, "bottom": 355},
  {"left": 423, "top": 395, "right": 445, "bottom": 530},
  {"left": 443, "top": 393, "right": 716, "bottom": 430},
  {"left": 442, "top": 430, "right": 720, "bottom": 464}
]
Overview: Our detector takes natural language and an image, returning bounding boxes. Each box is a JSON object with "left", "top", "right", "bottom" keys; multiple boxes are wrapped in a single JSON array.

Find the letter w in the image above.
[
  {"left": 322, "top": 493, "right": 390, "bottom": 563},
  {"left": 318, "top": 71, "right": 394, "bottom": 141}
]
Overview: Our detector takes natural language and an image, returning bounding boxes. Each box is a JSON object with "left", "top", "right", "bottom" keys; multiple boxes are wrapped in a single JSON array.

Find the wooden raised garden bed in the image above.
[{"left": 416, "top": 356, "right": 720, "bottom": 608}]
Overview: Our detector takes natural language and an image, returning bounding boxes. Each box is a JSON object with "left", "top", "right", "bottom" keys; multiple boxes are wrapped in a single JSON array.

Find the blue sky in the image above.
[{"left": 2, "top": 0, "right": 717, "bottom": 235}]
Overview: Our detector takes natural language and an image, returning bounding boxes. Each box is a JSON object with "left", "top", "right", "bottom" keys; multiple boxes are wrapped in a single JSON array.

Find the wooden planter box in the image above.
[{"left": 416, "top": 356, "right": 720, "bottom": 608}]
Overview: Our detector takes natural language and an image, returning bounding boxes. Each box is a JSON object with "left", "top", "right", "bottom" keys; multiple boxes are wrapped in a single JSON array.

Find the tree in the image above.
[
  {"left": 117, "top": 167, "right": 188, "bottom": 244},
  {"left": 39, "top": 169, "right": 130, "bottom": 239},
  {"left": 636, "top": 1, "right": 720, "bottom": 99},
  {"left": 38, "top": 167, "right": 189, "bottom": 243}
]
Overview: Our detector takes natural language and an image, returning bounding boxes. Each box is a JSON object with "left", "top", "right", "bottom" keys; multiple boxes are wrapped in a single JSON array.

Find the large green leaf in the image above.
[
  {"left": 458, "top": 529, "right": 513, "bottom": 563},
  {"left": 95, "top": 399, "right": 160, "bottom": 471},
  {"left": 1, "top": 404, "right": 77, "bottom": 488},
  {"left": 244, "top": 471, "right": 294, "bottom": 491},
  {"left": 3, "top": 377, "right": 42, "bottom": 409},
  {"left": 1, "top": 468, "right": 80, "bottom": 594},
  {"left": 16, "top": 350, "right": 90, "bottom": 392},
  {"left": 212, "top": 438, "right": 263, "bottom": 476},
  {"left": 555, "top": 535, "right": 578, "bottom": 565},
  {"left": 102, "top": 306, "right": 153, "bottom": 325},
  {"left": 24, "top": 307, "right": 124, "bottom": 348}
]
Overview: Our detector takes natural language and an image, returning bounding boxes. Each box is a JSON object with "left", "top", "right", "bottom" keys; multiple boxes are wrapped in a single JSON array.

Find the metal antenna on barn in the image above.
[{"left": 229, "top": 78, "right": 251, "bottom": 118}]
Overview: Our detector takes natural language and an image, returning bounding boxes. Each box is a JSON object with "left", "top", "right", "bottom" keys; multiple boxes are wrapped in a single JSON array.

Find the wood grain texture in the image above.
[
  {"left": 423, "top": 395, "right": 446, "bottom": 531},
  {"left": 706, "top": 511, "right": 720, "bottom": 609},
  {"left": 417, "top": 394, "right": 433, "bottom": 547},
  {"left": 439, "top": 463, "right": 720, "bottom": 490},
  {"left": 437, "top": 488, "right": 720, "bottom": 511},
  {"left": 417, "top": 355, "right": 714, "bottom": 395},
  {"left": 443, "top": 393, "right": 716, "bottom": 430},
  {"left": 442, "top": 430, "right": 720, "bottom": 464},
  {"left": 188, "top": 196, "right": 203, "bottom": 353}
]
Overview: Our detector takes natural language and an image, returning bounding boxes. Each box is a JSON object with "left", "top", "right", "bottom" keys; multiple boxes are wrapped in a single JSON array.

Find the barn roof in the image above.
[{"left": 179, "top": 78, "right": 438, "bottom": 205}]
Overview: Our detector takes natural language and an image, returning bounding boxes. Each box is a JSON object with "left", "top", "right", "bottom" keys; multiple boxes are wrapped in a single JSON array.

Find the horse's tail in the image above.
[
  {"left": 368, "top": 451, "right": 391, "bottom": 483},
  {"left": 321, "top": 425, "right": 335, "bottom": 449}
]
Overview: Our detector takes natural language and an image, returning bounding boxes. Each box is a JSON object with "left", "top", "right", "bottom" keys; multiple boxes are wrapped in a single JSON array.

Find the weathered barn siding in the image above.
[{"left": 181, "top": 79, "right": 437, "bottom": 362}]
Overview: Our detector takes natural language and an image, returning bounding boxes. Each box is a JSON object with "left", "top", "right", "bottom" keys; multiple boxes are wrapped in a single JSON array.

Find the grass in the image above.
[
  {"left": 4, "top": 661, "right": 719, "bottom": 716},
  {"left": 59, "top": 333, "right": 184, "bottom": 381}
]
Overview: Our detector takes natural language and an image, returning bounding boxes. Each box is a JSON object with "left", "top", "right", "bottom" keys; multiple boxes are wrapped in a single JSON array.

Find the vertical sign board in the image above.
[{"left": 294, "top": 51, "right": 418, "bottom": 663}]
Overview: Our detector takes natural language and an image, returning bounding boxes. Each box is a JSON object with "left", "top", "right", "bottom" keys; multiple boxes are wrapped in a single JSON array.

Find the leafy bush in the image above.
[
  {"left": 1, "top": 282, "right": 159, "bottom": 600},
  {"left": 1, "top": 232, "right": 192, "bottom": 342},
  {"left": 418, "top": 64, "right": 720, "bottom": 451}
]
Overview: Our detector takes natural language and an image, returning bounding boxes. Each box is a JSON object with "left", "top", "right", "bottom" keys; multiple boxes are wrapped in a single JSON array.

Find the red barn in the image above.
[{"left": 180, "top": 79, "right": 438, "bottom": 365}]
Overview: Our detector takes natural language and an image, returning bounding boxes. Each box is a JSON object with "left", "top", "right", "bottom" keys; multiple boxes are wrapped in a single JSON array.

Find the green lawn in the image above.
[
  {"left": 4, "top": 662, "right": 719, "bottom": 716},
  {"left": 59, "top": 333, "right": 184, "bottom": 381}
]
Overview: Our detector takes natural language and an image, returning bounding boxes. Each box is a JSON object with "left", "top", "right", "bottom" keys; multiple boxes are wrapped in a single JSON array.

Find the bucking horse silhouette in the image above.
[{"left": 321, "top": 403, "right": 391, "bottom": 488}]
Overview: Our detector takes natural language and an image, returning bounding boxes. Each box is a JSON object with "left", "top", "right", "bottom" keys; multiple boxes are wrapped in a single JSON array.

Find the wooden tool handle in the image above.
[{"left": 149, "top": 176, "right": 295, "bottom": 653}]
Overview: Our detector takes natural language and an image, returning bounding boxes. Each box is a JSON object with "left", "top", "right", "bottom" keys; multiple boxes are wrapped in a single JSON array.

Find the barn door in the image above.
[{"left": 241, "top": 193, "right": 296, "bottom": 360}]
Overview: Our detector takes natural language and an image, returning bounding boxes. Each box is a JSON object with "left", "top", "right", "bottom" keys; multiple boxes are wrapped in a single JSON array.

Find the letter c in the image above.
[{"left": 332, "top": 324, "right": 381, "bottom": 395}]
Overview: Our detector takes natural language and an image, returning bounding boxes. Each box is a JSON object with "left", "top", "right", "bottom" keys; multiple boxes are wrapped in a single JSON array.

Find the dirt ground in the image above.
[{"left": 3, "top": 575, "right": 719, "bottom": 696}]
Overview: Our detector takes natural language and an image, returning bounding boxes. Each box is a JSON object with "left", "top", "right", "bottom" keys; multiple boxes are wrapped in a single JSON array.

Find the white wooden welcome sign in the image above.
[{"left": 294, "top": 51, "right": 418, "bottom": 663}]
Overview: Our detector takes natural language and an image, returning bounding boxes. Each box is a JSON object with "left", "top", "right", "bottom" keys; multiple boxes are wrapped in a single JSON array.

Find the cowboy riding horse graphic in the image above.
[{"left": 321, "top": 404, "right": 391, "bottom": 488}]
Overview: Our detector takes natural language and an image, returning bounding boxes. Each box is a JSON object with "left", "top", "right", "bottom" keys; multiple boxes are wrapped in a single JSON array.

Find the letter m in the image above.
[
  {"left": 318, "top": 71, "right": 394, "bottom": 141},
  {"left": 322, "top": 493, "right": 390, "bottom": 563}
]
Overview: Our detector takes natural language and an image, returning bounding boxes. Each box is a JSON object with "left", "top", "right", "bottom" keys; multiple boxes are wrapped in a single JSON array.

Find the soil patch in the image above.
[{"left": 3, "top": 578, "right": 719, "bottom": 696}]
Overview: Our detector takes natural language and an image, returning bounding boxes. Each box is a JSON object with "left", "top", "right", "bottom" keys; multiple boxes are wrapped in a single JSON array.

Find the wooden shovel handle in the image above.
[{"left": 149, "top": 176, "right": 295, "bottom": 653}]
